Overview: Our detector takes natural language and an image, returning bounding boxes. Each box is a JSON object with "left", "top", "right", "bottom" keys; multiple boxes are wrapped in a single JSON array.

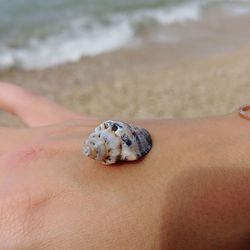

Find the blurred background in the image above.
[{"left": 1, "top": 0, "right": 250, "bottom": 125}]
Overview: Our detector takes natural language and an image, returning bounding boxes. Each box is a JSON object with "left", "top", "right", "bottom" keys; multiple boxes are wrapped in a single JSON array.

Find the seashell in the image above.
[{"left": 83, "top": 120, "right": 152, "bottom": 165}]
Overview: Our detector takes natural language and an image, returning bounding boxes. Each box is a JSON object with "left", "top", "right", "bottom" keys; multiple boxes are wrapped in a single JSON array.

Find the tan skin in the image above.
[{"left": 0, "top": 83, "right": 250, "bottom": 249}]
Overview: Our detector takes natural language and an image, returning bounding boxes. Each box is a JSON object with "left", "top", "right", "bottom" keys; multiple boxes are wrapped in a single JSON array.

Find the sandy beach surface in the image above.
[
  {"left": 1, "top": 39, "right": 250, "bottom": 127},
  {"left": 1, "top": 0, "right": 250, "bottom": 127}
]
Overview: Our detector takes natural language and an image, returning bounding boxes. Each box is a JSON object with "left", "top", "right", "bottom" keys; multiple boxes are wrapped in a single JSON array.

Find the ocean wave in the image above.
[
  {"left": 0, "top": 20, "right": 133, "bottom": 70},
  {"left": 225, "top": 3, "right": 250, "bottom": 16},
  {"left": 0, "top": 1, "right": 237, "bottom": 71},
  {"left": 131, "top": 2, "right": 201, "bottom": 24}
]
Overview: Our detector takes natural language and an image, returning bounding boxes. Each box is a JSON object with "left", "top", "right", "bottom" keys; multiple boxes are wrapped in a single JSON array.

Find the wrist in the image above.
[{"left": 152, "top": 113, "right": 250, "bottom": 248}]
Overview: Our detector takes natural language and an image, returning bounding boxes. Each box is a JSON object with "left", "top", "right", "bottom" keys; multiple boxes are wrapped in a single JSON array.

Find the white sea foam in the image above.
[
  {"left": 0, "top": 1, "right": 205, "bottom": 70},
  {"left": 227, "top": 4, "right": 250, "bottom": 16},
  {"left": 0, "top": 1, "right": 247, "bottom": 70},
  {"left": 131, "top": 2, "right": 201, "bottom": 24},
  {"left": 0, "top": 20, "right": 133, "bottom": 70}
]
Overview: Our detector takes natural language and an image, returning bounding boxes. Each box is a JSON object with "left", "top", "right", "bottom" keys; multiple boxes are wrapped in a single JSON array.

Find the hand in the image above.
[
  {"left": 1, "top": 83, "right": 250, "bottom": 249},
  {"left": 0, "top": 83, "right": 164, "bottom": 249}
]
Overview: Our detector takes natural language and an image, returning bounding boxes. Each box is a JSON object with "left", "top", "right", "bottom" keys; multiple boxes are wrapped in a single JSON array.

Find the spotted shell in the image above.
[{"left": 83, "top": 120, "right": 152, "bottom": 165}]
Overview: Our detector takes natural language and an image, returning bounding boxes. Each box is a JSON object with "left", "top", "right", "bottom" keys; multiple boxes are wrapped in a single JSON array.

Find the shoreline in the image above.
[
  {"left": 1, "top": 36, "right": 250, "bottom": 126},
  {"left": 1, "top": 0, "right": 250, "bottom": 72}
]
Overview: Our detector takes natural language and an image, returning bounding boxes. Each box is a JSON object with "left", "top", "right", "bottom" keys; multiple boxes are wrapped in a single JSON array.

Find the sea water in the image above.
[{"left": 0, "top": 0, "right": 250, "bottom": 70}]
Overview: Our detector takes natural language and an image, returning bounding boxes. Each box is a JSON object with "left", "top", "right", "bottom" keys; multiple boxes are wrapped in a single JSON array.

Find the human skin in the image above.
[{"left": 0, "top": 83, "right": 249, "bottom": 249}]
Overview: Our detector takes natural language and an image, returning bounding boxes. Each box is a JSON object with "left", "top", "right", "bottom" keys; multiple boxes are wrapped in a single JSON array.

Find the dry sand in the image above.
[{"left": 1, "top": 42, "right": 250, "bottom": 127}]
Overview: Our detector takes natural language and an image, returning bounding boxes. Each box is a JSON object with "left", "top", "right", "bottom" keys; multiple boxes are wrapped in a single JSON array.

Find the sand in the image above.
[{"left": 1, "top": 41, "right": 250, "bottom": 127}]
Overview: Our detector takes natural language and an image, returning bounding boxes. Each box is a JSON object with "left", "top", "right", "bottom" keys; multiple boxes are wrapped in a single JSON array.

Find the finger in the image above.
[{"left": 0, "top": 82, "right": 89, "bottom": 127}]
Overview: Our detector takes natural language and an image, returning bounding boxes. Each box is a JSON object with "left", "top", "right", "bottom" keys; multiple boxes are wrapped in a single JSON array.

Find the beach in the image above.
[
  {"left": 1, "top": 0, "right": 250, "bottom": 126},
  {"left": 1, "top": 40, "right": 250, "bottom": 127}
]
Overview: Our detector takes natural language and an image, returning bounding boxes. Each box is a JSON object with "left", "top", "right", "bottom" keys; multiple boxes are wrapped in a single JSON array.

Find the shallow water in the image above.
[{"left": 0, "top": 0, "right": 250, "bottom": 70}]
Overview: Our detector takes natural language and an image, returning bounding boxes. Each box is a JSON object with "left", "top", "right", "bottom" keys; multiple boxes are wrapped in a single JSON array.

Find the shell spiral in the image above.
[{"left": 83, "top": 120, "right": 152, "bottom": 165}]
